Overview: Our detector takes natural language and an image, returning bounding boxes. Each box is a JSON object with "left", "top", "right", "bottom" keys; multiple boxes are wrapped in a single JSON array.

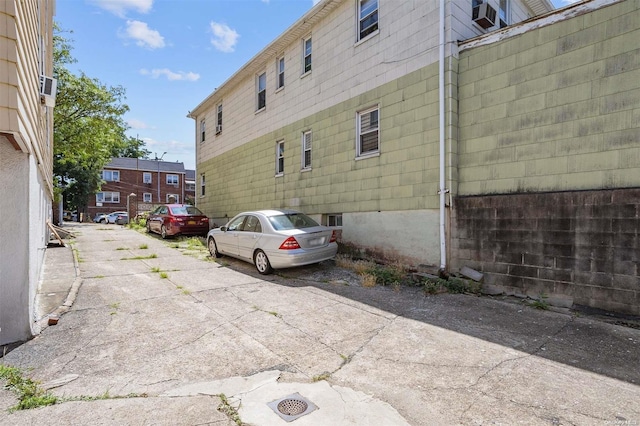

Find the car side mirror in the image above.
[{"left": 220, "top": 226, "right": 227, "bottom": 232}]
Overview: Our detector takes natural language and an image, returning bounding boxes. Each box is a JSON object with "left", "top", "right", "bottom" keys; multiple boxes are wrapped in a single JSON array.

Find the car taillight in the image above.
[
  {"left": 330, "top": 230, "right": 337, "bottom": 243},
  {"left": 279, "top": 236, "right": 301, "bottom": 250}
]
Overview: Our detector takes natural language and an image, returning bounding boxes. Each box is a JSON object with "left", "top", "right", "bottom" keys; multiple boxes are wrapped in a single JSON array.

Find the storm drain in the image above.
[{"left": 267, "top": 393, "right": 318, "bottom": 422}]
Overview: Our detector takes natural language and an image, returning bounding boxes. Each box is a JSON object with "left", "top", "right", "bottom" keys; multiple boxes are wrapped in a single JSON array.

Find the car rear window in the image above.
[
  {"left": 268, "top": 213, "right": 319, "bottom": 230},
  {"left": 170, "top": 205, "right": 204, "bottom": 216}
]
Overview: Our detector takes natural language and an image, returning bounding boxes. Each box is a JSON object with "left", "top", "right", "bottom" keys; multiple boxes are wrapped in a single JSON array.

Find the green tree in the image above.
[{"left": 53, "top": 26, "right": 148, "bottom": 214}]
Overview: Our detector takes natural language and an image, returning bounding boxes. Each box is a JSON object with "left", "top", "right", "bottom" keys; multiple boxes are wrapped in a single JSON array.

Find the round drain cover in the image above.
[{"left": 277, "top": 398, "right": 308, "bottom": 416}]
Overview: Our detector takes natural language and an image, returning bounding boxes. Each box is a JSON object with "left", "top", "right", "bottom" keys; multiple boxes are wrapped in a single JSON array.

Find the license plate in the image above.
[
  {"left": 308, "top": 238, "right": 323, "bottom": 246},
  {"left": 188, "top": 221, "right": 196, "bottom": 225}
]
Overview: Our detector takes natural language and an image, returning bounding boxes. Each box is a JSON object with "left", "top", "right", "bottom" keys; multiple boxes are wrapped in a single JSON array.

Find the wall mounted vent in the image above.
[{"left": 472, "top": 3, "right": 496, "bottom": 29}]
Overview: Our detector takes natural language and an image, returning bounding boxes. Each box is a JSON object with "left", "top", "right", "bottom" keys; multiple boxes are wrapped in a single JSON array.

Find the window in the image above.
[
  {"left": 200, "top": 119, "right": 206, "bottom": 142},
  {"left": 303, "top": 37, "right": 312, "bottom": 74},
  {"left": 143, "top": 172, "right": 152, "bottom": 184},
  {"left": 277, "top": 57, "right": 285, "bottom": 89},
  {"left": 96, "top": 192, "right": 120, "bottom": 203},
  {"left": 276, "top": 140, "right": 285, "bottom": 175},
  {"left": 102, "top": 170, "right": 120, "bottom": 182},
  {"left": 166, "top": 174, "right": 179, "bottom": 185},
  {"left": 257, "top": 72, "right": 266, "bottom": 110},
  {"left": 243, "top": 215, "right": 262, "bottom": 233},
  {"left": 357, "top": 106, "right": 379, "bottom": 157},
  {"left": 143, "top": 193, "right": 152, "bottom": 203},
  {"left": 216, "top": 104, "right": 223, "bottom": 133},
  {"left": 302, "top": 131, "right": 312, "bottom": 170},
  {"left": 200, "top": 174, "right": 206, "bottom": 197},
  {"left": 499, "top": 0, "right": 510, "bottom": 28},
  {"left": 358, "top": 0, "right": 378, "bottom": 41},
  {"left": 166, "top": 194, "right": 179, "bottom": 203},
  {"left": 325, "top": 214, "right": 343, "bottom": 227}
]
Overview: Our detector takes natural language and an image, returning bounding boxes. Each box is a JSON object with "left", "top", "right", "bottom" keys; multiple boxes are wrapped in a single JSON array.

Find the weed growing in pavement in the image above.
[
  {"left": 217, "top": 393, "right": 244, "bottom": 426},
  {"left": 121, "top": 254, "right": 158, "bottom": 260},
  {"left": 181, "top": 289, "right": 191, "bottom": 295},
  {"left": 95, "top": 275, "right": 105, "bottom": 279},
  {"left": 116, "top": 247, "right": 128, "bottom": 251},
  {"left": 312, "top": 372, "right": 331, "bottom": 382},
  {"left": 159, "top": 272, "right": 168, "bottom": 279},
  {"left": 361, "top": 273, "right": 377, "bottom": 287},
  {"left": 423, "top": 277, "right": 481, "bottom": 295},
  {"left": 150, "top": 267, "right": 161, "bottom": 273},
  {"left": 109, "top": 302, "right": 120, "bottom": 315},
  {"left": 528, "top": 293, "right": 550, "bottom": 310},
  {"left": 0, "top": 365, "right": 58, "bottom": 411},
  {"left": 139, "top": 244, "right": 148, "bottom": 249}
]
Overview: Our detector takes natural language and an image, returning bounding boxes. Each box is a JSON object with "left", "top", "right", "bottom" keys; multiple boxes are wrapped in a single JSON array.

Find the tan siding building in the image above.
[{"left": 0, "top": 0, "right": 56, "bottom": 345}]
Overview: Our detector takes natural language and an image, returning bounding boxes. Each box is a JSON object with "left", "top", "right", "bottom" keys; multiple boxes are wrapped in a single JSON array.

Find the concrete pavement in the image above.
[{"left": 1, "top": 222, "right": 639, "bottom": 425}]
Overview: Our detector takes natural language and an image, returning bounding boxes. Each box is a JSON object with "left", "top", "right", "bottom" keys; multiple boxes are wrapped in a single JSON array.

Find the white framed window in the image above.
[
  {"left": 357, "top": 106, "right": 379, "bottom": 157},
  {"left": 257, "top": 72, "right": 266, "bottom": 110},
  {"left": 277, "top": 56, "right": 285, "bottom": 89},
  {"left": 166, "top": 174, "right": 179, "bottom": 185},
  {"left": 96, "top": 192, "right": 120, "bottom": 203},
  {"left": 301, "top": 130, "right": 312, "bottom": 170},
  {"left": 325, "top": 214, "right": 343, "bottom": 227},
  {"left": 200, "top": 174, "right": 205, "bottom": 197},
  {"left": 216, "top": 104, "right": 223, "bottom": 133},
  {"left": 102, "top": 170, "right": 120, "bottom": 182},
  {"left": 302, "top": 36, "right": 312, "bottom": 74},
  {"left": 200, "top": 119, "right": 206, "bottom": 142},
  {"left": 143, "top": 193, "right": 152, "bottom": 203},
  {"left": 358, "top": 0, "right": 379, "bottom": 42},
  {"left": 276, "top": 140, "right": 285, "bottom": 176},
  {"left": 143, "top": 172, "right": 152, "bottom": 184},
  {"left": 166, "top": 194, "right": 179, "bottom": 203},
  {"left": 499, "top": 0, "right": 510, "bottom": 28}
]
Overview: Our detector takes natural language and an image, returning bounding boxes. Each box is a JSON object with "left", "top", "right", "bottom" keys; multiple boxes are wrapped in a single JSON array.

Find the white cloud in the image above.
[
  {"left": 209, "top": 22, "right": 239, "bottom": 53},
  {"left": 122, "top": 20, "right": 165, "bottom": 49},
  {"left": 139, "top": 68, "right": 200, "bottom": 81},
  {"left": 127, "top": 118, "right": 149, "bottom": 129},
  {"left": 89, "top": 0, "right": 153, "bottom": 18}
]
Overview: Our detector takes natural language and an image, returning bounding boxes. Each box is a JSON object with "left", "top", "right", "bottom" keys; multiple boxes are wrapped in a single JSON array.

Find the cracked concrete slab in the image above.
[{"left": 163, "top": 370, "right": 411, "bottom": 426}]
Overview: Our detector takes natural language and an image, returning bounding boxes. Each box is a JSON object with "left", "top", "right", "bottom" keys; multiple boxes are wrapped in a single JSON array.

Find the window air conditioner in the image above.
[
  {"left": 472, "top": 3, "right": 497, "bottom": 29},
  {"left": 39, "top": 75, "right": 57, "bottom": 107}
]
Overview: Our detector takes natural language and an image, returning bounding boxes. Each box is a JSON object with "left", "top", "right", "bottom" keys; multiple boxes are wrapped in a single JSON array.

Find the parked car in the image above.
[
  {"left": 146, "top": 204, "right": 209, "bottom": 239},
  {"left": 93, "top": 213, "right": 107, "bottom": 223},
  {"left": 207, "top": 209, "right": 338, "bottom": 275},
  {"left": 62, "top": 210, "right": 77, "bottom": 221},
  {"left": 115, "top": 213, "right": 129, "bottom": 225},
  {"left": 95, "top": 211, "right": 126, "bottom": 224}
]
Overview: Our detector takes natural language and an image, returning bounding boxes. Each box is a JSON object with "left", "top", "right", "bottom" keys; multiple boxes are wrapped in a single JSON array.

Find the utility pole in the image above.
[{"left": 155, "top": 152, "right": 167, "bottom": 203}]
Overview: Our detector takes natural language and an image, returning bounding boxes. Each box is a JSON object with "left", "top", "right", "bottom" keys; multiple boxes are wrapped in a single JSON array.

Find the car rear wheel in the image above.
[
  {"left": 208, "top": 238, "right": 222, "bottom": 258},
  {"left": 254, "top": 250, "right": 273, "bottom": 275},
  {"left": 101, "top": 218, "right": 107, "bottom": 224},
  {"left": 161, "top": 225, "right": 168, "bottom": 239}
]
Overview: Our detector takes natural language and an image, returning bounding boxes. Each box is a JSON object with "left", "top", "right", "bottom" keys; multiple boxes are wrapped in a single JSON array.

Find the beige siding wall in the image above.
[{"left": 457, "top": 0, "right": 640, "bottom": 195}]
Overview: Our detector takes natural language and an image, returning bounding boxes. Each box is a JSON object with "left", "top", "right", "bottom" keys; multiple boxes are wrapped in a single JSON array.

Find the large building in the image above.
[
  {"left": 0, "top": 0, "right": 56, "bottom": 345},
  {"left": 191, "top": 0, "right": 640, "bottom": 315}
]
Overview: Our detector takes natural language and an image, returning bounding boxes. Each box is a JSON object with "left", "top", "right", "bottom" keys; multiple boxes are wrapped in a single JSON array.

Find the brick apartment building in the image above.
[{"left": 87, "top": 157, "right": 189, "bottom": 220}]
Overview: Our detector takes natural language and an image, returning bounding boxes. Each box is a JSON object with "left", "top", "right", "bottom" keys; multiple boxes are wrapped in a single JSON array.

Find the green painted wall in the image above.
[
  {"left": 198, "top": 64, "right": 443, "bottom": 221},
  {"left": 457, "top": 0, "right": 640, "bottom": 195}
]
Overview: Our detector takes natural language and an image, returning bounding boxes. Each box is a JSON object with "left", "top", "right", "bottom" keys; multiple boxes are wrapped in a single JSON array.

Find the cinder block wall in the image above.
[
  {"left": 453, "top": 1, "right": 640, "bottom": 315},
  {"left": 454, "top": 189, "right": 640, "bottom": 315}
]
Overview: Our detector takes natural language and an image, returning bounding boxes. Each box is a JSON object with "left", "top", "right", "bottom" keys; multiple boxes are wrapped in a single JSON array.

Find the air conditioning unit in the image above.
[
  {"left": 216, "top": 124, "right": 222, "bottom": 133},
  {"left": 39, "top": 75, "right": 57, "bottom": 107},
  {"left": 472, "top": 3, "right": 497, "bottom": 29}
]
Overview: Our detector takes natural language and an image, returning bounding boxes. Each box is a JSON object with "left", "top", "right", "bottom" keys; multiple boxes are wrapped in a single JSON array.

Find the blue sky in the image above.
[{"left": 56, "top": 0, "right": 574, "bottom": 170}]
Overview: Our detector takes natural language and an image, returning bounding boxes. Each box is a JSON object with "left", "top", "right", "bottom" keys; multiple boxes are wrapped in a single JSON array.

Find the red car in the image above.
[{"left": 146, "top": 204, "right": 210, "bottom": 239}]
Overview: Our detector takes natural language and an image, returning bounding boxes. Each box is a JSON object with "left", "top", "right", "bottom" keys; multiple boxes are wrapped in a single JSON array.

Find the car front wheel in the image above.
[
  {"left": 254, "top": 250, "right": 273, "bottom": 275},
  {"left": 208, "top": 238, "right": 222, "bottom": 258}
]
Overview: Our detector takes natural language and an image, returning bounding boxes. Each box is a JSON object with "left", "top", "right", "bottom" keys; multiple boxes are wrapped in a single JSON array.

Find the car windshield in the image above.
[
  {"left": 170, "top": 205, "right": 204, "bottom": 216},
  {"left": 268, "top": 213, "right": 319, "bottom": 230}
]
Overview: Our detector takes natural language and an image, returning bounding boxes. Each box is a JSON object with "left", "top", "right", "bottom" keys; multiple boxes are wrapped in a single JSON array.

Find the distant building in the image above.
[
  {"left": 87, "top": 158, "right": 187, "bottom": 219},
  {"left": 0, "top": 0, "right": 56, "bottom": 345},
  {"left": 185, "top": 169, "right": 196, "bottom": 205}
]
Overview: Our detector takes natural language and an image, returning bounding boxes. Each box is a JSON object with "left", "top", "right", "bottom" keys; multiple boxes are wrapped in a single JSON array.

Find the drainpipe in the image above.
[{"left": 438, "top": 0, "right": 447, "bottom": 272}]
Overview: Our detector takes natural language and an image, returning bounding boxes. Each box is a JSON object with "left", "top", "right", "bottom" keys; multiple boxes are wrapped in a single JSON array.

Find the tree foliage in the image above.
[{"left": 53, "top": 25, "right": 150, "bottom": 212}]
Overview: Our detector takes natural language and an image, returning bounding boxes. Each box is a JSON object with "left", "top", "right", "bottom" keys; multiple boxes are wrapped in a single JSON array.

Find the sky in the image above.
[{"left": 55, "top": 0, "right": 577, "bottom": 170}]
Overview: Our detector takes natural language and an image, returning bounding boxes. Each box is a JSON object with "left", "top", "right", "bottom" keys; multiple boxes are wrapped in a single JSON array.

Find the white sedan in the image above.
[{"left": 206, "top": 209, "right": 338, "bottom": 274}]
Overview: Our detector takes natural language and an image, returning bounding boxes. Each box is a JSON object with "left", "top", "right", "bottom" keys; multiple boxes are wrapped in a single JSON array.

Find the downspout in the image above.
[{"left": 438, "top": 0, "right": 447, "bottom": 272}]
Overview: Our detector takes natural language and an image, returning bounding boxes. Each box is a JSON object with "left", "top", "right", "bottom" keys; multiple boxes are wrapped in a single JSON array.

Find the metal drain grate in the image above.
[{"left": 267, "top": 393, "right": 318, "bottom": 422}]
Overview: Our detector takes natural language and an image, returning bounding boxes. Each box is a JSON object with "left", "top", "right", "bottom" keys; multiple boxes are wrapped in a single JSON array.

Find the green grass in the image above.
[
  {"left": 159, "top": 272, "right": 168, "bottom": 279},
  {"left": 216, "top": 393, "right": 243, "bottom": 426},
  {"left": 116, "top": 247, "right": 128, "bottom": 251},
  {"left": 139, "top": 244, "right": 148, "bottom": 249},
  {"left": 150, "top": 267, "right": 161, "bottom": 273},
  {"left": 0, "top": 365, "right": 58, "bottom": 411},
  {"left": 121, "top": 254, "right": 158, "bottom": 260}
]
